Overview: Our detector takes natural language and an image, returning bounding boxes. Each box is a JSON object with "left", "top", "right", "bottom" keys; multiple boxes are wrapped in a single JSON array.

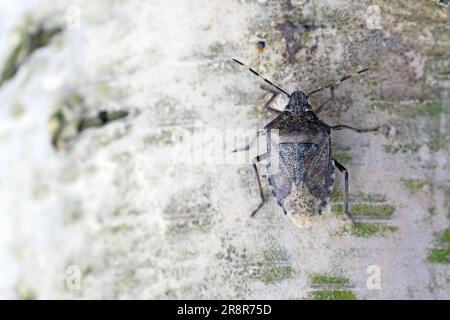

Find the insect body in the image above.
[{"left": 232, "top": 59, "right": 378, "bottom": 223}]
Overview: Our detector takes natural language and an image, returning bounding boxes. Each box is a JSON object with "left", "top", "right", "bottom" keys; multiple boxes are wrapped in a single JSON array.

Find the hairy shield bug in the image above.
[{"left": 232, "top": 59, "right": 379, "bottom": 224}]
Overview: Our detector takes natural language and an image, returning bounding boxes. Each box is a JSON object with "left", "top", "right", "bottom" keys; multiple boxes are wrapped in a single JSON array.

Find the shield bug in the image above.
[{"left": 232, "top": 59, "right": 379, "bottom": 223}]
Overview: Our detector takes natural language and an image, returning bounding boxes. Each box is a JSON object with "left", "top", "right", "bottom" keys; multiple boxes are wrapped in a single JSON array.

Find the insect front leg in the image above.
[
  {"left": 251, "top": 153, "right": 268, "bottom": 217},
  {"left": 333, "top": 158, "right": 355, "bottom": 226},
  {"left": 260, "top": 85, "right": 282, "bottom": 114}
]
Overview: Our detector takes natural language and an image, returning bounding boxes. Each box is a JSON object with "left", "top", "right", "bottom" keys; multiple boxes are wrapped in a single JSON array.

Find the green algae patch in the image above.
[
  {"left": 11, "top": 103, "right": 26, "bottom": 118},
  {"left": 307, "top": 290, "right": 356, "bottom": 300},
  {"left": 439, "top": 229, "right": 450, "bottom": 243},
  {"left": 15, "top": 286, "right": 37, "bottom": 300},
  {"left": 402, "top": 179, "right": 432, "bottom": 194},
  {"left": 340, "top": 222, "right": 398, "bottom": 237},
  {"left": 310, "top": 274, "right": 350, "bottom": 286},
  {"left": 415, "top": 102, "right": 446, "bottom": 119},
  {"left": 263, "top": 247, "right": 289, "bottom": 262},
  {"left": 378, "top": 102, "right": 446, "bottom": 119},
  {"left": 331, "top": 191, "right": 387, "bottom": 203},
  {"left": 352, "top": 193, "right": 386, "bottom": 202},
  {"left": 333, "top": 152, "right": 352, "bottom": 165},
  {"left": 248, "top": 104, "right": 273, "bottom": 120},
  {"left": 1, "top": 21, "right": 62, "bottom": 86},
  {"left": 256, "top": 247, "right": 293, "bottom": 284},
  {"left": 108, "top": 224, "right": 134, "bottom": 234},
  {"left": 259, "top": 266, "right": 295, "bottom": 284},
  {"left": 332, "top": 203, "right": 395, "bottom": 218},
  {"left": 330, "top": 187, "right": 344, "bottom": 201},
  {"left": 383, "top": 143, "right": 420, "bottom": 154},
  {"left": 427, "top": 248, "right": 450, "bottom": 264},
  {"left": 428, "top": 207, "right": 436, "bottom": 217},
  {"left": 428, "top": 128, "right": 448, "bottom": 153}
]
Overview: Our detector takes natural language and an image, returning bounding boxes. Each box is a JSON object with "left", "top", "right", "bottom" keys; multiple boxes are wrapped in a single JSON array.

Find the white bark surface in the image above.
[{"left": 0, "top": 0, "right": 448, "bottom": 299}]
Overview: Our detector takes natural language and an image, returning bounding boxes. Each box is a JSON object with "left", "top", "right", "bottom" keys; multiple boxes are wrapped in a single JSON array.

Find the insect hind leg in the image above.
[
  {"left": 333, "top": 158, "right": 355, "bottom": 226},
  {"left": 251, "top": 153, "right": 268, "bottom": 217}
]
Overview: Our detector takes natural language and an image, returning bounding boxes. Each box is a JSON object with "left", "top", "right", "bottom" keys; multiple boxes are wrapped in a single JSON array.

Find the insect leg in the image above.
[
  {"left": 231, "top": 129, "right": 264, "bottom": 153},
  {"left": 333, "top": 158, "right": 355, "bottom": 226},
  {"left": 315, "top": 86, "right": 335, "bottom": 114},
  {"left": 260, "top": 86, "right": 282, "bottom": 114},
  {"left": 251, "top": 153, "right": 268, "bottom": 217},
  {"left": 329, "top": 124, "right": 379, "bottom": 133}
]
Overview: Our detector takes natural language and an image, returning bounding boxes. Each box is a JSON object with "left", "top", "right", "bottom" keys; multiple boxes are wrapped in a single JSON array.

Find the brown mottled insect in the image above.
[{"left": 232, "top": 59, "right": 378, "bottom": 223}]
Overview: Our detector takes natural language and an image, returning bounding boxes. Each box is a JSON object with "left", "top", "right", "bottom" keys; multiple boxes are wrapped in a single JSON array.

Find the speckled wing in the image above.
[
  {"left": 266, "top": 141, "right": 292, "bottom": 205},
  {"left": 305, "top": 135, "right": 335, "bottom": 205}
]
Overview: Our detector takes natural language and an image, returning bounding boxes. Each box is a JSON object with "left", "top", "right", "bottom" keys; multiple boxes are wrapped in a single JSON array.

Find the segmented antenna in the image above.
[
  {"left": 232, "top": 59, "right": 291, "bottom": 98},
  {"left": 307, "top": 67, "right": 370, "bottom": 96}
]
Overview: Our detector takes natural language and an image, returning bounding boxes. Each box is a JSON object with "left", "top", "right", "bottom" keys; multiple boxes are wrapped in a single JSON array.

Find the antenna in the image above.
[
  {"left": 307, "top": 67, "right": 370, "bottom": 96},
  {"left": 232, "top": 59, "right": 290, "bottom": 98}
]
